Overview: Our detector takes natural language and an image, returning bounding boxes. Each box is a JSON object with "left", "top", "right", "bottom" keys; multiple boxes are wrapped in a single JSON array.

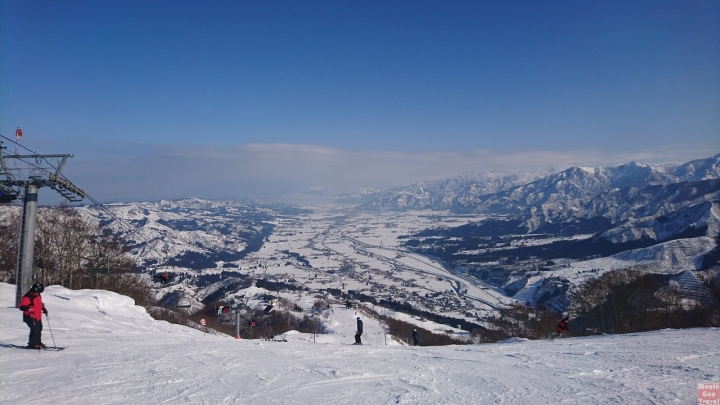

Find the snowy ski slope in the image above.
[{"left": 1, "top": 283, "right": 718, "bottom": 404}]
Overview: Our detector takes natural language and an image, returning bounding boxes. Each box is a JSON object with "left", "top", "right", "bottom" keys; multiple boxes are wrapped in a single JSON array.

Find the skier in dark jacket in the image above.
[
  {"left": 355, "top": 317, "right": 363, "bottom": 344},
  {"left": 412, "top": 329, "right": 420, "bottom": 346},
  {"left": 18, "top": 282, "right": 48, "bottom": 349},
  {"left": 556, "top": 316, "right": 569, "bottom": 338}
]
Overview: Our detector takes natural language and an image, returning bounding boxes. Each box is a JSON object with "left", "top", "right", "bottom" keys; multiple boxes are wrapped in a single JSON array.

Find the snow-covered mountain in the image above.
[
  {"left": 358, "top": 154, "right": 720, "bottom": 214},
  {"left": 1, "top": 282, "right": 718, "bottom": 404},
  {"left": 356, "top": 171, "right": 545, "bottom": 211},
  {"left": 77, "top": 198, "right": 299, "bottom": 271},
  {"left": 408, "top": 178, "right": 720, "bottom": 300},
  {"left": 460, "top": 179, "right": 720, "bottom": 238},
  {"left": 68, "top": 155, "right": 719, "bottom": 319},
  {"left": 375, "top": 155, "right": 720, "bottom": 272},
  {"left": 389, "top": 155, "right": 720, "bottom": 312}
]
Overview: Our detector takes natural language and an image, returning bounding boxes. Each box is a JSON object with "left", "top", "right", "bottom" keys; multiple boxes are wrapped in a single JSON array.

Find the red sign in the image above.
[
  {"left": 15, "top": 127, "right": 22, "bottom": 138},
  {"left": 699, "top": 383, "right": 720, "bottom": 404},
  {"left": 200, "top": 318, "right": 206, "bottom": 326}
]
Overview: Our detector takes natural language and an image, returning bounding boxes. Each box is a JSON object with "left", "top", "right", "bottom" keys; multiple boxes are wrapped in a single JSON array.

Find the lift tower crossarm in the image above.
[{"left": 3, "top": 154, "right": 74, "bottom": 176}]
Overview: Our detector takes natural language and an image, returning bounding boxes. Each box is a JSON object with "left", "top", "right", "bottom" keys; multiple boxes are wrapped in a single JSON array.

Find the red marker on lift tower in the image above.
[{"left": 15, "top": 127, "right": 22, "bottom": 154}]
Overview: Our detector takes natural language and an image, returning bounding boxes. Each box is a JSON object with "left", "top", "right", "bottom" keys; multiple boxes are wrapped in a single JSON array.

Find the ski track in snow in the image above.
[{"left": 1, "top": 283, "right": 718, "bottom": 404}]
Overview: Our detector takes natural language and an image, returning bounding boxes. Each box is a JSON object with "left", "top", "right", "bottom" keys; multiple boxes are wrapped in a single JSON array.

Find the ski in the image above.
[
  {"left": 42, "top": 346, "right": 66, "bottom": 351},
  {"left": 3, "top": 344, "right": 66, "bottom": 351}
]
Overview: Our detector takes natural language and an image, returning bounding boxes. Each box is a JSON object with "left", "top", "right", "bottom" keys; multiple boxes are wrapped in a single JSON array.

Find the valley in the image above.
[
  {"left": 57, "top": 154, "right": 720, "bottom": 330},
  {"left": 110, "top": 204, "right": 516, "bottom": 325}
]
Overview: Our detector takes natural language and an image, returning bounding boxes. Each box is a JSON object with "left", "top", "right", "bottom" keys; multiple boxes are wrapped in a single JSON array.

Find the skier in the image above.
[
  {"left": 556, "top": 316, "right": 569, "bottom": 339},
  {"left": 412, "top": 329, "right": 420, "bottom": 346},
  {"left": 18, "top": 282, "right": 49, "bottom": 349},
  {"left": 248, "top": 318, "right": 257, "bottom": 338},
  {"left": 354, "top": 316, "right": 363, "bottom": 344}
]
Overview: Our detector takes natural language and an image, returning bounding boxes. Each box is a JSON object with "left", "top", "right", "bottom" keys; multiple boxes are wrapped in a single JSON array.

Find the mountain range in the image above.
[
  {"left": 72, "top": 154, "right": 720, "bottom": 316},
  {"left": 356, "top": 154, "right": 720, "bottom": 215}
]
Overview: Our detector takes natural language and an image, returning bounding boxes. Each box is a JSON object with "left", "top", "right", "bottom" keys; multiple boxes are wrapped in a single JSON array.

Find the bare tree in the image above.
[
  {"left": 570, "top": 267, "right": 657, "bottom": 334},
  {"left": 34, "top": 205, "right": 90, "bottom": 288},
  {"left": 568, "top": 266, "right": 705, "bottom": 335},
  {"left": 654, "top": 282, "right": 685, "bottom": 328},
  {"left": 2, "top": 203, "right": 138, "bottom": 292},
  {"left": 0, "top": 207, "right": 21, "bottom": 281}
]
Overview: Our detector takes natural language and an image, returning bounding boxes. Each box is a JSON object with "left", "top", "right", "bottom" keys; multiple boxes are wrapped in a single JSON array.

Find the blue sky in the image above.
[{"left": 1, "top": 1, "right": 718, "bottom": 202}]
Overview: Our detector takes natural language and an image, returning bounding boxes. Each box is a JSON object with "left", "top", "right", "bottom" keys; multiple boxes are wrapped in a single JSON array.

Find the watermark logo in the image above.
[{"left": 699, "top": 383, "right": 720, "bottom": 405}]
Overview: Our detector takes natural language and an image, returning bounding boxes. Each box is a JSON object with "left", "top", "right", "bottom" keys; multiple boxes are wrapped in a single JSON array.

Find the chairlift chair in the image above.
[
  {"left": 83, "top": 256, "right": 111, "bottom": 274},
  {"left": 0, "top": 185, "right": 20, "bottom": 203}
]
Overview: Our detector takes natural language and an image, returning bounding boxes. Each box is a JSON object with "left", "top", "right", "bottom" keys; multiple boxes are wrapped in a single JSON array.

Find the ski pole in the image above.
[{"left": 45, "top": 314, "right": 57, "bottom": 348}]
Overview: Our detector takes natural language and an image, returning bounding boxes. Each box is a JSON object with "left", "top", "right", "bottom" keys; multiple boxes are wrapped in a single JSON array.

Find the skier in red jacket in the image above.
[
  {"left": 18, "top": 282, "right": 48, "bottom": 349},
  {"left": 556, "top": 316, "right": 569, "bottom": 339}
]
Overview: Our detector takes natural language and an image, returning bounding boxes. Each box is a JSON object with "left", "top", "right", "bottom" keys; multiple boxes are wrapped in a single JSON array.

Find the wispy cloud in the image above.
[{"left": 57, "top": 143, "right": 716, "bottom": 203}]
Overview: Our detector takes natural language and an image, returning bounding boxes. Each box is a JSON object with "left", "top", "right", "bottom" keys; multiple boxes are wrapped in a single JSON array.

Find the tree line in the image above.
[
  {"left": 480, "top": 266, "right": 720, "bottom": 341},
  {"left": 568, "top": 267, "right": 720, "bottom": 335},
  {"left": 0, "top": 204, "right": 153, "bottom": 305}
]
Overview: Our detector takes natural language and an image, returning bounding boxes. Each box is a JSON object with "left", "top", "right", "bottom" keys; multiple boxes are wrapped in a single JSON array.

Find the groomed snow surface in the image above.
[{"left": 1, "top": 283, "right": 718, "bottom": 404}]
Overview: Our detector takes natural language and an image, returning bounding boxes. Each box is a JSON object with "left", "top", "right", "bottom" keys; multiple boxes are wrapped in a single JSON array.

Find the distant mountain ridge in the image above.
[
  {"left": 357, "top": 154, "right": 720, "bottom": 214},
  {"left": 435, "top": 180, "right": 719, "bottom": 241},
  {"left": 355, "top": 171, "right": 546, "bottom": 211}
]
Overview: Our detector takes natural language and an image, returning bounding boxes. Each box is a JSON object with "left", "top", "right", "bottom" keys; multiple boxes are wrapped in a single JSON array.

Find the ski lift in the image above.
[
  {"left": 84, "top": 257, "right": 111, "bottom": 274},
  {"left": 0, "top": 185, "right": 20, "bottom": 203},
  {"left": 152, "top": 271, "right": 176, "bottom": 284},
  {"left": 0, "top": 145, "right": 20, "bottom": 203}
]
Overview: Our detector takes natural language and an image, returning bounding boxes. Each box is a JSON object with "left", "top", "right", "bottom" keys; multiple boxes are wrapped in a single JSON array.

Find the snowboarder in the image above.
[
  {"left": 18, "top": 282, "right": 49, "bottom": 349},
  {"left": 354, "top": 316, "right": 363, "bottom": 344},
  {"left": 556, "top": 316, "right": 569, "bottom": 338},
  {"left": 412, "top": 329, "right": 420, "bottom": 346}
]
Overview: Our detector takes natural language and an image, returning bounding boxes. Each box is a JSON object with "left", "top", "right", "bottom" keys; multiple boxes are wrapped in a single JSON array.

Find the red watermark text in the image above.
[{"left": 699, "top": 383, "right": 720, "bottom": 405}]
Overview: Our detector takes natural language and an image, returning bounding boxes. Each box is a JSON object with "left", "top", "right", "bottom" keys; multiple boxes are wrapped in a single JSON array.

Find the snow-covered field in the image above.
[
  {"left": 243, "top": 209, "right": 509, "bottom": 320},
  {"left": 1, "top": 282, "right": 718, "bottom": 404}
]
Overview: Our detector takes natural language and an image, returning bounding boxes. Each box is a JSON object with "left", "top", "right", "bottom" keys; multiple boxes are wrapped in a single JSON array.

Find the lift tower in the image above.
[{"left": 0, "top": 140, "right": 86, "bottom": 306}]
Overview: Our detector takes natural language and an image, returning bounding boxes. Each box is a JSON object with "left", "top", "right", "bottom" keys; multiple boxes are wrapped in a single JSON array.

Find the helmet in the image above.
[
  {"left": 357, "top": 317, "right": 361, "bottom": 320},
  {"left": 31, "top": 282, "right": 44, "bottom": 293}
]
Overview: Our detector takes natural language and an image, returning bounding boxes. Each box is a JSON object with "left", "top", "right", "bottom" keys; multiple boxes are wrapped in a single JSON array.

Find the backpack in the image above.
[{"left": 21, "top": 293, "right": 38, "bottom": 323}]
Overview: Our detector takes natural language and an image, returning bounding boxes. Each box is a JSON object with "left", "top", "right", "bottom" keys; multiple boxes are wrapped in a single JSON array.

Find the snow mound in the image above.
[
  {"left": 45, "top": 285, "right": 152, "bottom": 320},
  {"left": 495, "top": 337, "right": 530, "bottom": 344}
]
